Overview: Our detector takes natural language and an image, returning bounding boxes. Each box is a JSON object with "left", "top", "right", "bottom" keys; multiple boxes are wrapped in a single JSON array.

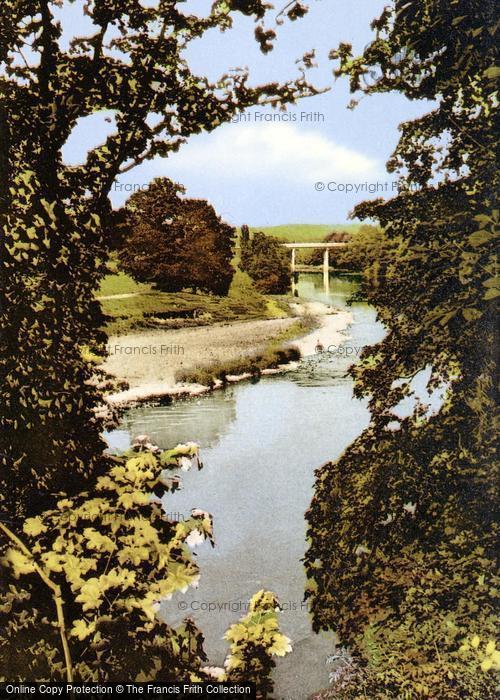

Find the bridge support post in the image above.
[
  {"left": 323, "top": 248, "right": 329, "bottom": 293},
  {"left": 291, "top": 248, "right": 297, "bottom": 296}
]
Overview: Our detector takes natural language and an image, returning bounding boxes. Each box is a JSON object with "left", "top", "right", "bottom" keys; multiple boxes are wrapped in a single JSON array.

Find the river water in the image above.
[{"left": 106, "top": 274, "right": 385, "bottom": 698}]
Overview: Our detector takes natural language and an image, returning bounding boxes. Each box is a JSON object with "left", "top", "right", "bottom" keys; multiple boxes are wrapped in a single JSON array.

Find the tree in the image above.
[
  {"left": 0, "top": 0, "right": 317, "bottom": 685},
  {"left": 344, "top": 225, "right": 392, "bottom": 276},
  {"left": 240, "top": 224, "right": 250, "bottom": 246},
  {"left": 119, "top": 178, "right": 235, "bottom": 295},
  {"left": 240, "top": 230, "right": 290, "bottom": 294},
  {"left": 0, "top": 0, "right": 318, "bottom": 518},
  {"left": 306, "top": 2, "right": 498, "bottom": 697},
  {"left": 335, "top": 225, "right": 395, "bottom": 275}
]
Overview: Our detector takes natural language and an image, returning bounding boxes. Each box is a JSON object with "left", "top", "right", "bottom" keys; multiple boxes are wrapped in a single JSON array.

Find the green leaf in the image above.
[
  {"left": 483, "top": 66, "right": 500, "bottom": 79},
  {"left": 468, "top": 230, "right": 493, "bottom": 247},
  {"left": 484, "top": 288, "right": 500, "bottom": 300},
  {"left": 462, "top": 308, "right": 483, "bottom": 321}
]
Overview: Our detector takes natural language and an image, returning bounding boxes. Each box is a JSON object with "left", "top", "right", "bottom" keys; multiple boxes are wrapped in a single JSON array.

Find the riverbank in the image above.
[
  {"left": 99, "top": 268, "right": 291, "bottom": 336},
  {"left": 288, "top": 301, "right": 353, "bottom": 355},
  {"left": 102, "top": 300, "right": 352, "bottom": 410}
]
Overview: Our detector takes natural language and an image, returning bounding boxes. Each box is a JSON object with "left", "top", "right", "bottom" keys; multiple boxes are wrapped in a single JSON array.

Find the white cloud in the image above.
[{"left": 166, "top": 122, "right": 379, "bottom": 183}]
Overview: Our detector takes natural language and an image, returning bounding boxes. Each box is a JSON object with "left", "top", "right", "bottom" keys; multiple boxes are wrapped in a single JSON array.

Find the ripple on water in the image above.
[{"left": 104, "top": 274, "right": 386, "bottom": 698}]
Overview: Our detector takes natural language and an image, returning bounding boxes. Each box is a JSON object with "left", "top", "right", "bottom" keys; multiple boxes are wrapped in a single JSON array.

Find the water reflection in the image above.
[
  {"left": 105, "top": 388, "right": 237, "bottom": 453},
  {"left": 297, "top": 271, "right": 362, "bottom": 307}
]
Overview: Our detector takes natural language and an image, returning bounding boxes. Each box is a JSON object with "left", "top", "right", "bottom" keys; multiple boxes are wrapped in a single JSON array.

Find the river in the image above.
[{"left": 105, "top": 273, "right": 385, "bottom": 698}]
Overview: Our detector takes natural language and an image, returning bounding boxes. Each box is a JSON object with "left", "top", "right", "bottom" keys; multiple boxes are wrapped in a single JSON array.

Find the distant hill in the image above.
[{"left": 248, "top": 224, "right": 362, "bottom": 243}]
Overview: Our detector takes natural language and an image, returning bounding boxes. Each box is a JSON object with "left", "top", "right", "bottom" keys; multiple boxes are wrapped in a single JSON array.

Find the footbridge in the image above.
[{"left": 282, "top": 242, "right": 348, "bottom": 293}]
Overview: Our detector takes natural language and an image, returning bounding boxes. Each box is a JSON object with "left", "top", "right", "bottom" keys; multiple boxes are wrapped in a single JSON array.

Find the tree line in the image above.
[{"left": 114, "top": 187, "right": 291, "bottom": 297}]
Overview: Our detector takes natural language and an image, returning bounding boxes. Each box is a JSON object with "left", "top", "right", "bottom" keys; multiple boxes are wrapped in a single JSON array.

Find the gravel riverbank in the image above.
[{"left": 102, "top": 301, "right": 352, "bottom": 409}]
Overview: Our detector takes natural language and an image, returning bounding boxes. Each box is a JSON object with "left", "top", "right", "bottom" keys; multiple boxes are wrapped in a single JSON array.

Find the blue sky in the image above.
[{"left": 61, "top": 1, "right": 434, "bottom": 226}]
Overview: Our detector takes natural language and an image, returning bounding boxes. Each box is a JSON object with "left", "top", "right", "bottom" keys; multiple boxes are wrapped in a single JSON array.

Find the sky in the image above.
[{"left": 60, "top": 0, "right": 435, "bottom": 226}]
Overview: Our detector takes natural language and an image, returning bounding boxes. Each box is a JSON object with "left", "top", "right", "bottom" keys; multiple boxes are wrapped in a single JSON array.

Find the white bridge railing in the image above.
[{"left": 282, "top": 242, "right": 348, "bottom": 293}]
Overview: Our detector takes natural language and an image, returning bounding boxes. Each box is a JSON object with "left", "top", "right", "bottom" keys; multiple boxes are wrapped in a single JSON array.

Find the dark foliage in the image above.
[
  {"left": 306, "top": 1, "right": 499, "bottom": 696},
  {"left": 240, "top": 230, "right": 290, "bottom": 294},
  {"left": 119, "top": 178, "right": 235, "bottom": 296}
]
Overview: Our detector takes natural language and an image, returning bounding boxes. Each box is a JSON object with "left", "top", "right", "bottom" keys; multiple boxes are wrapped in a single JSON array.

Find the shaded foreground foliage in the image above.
[
  {"left": 1, "top": 441, "right": 292, "bottom": 689},
  {"left": 306, "top": 1, "right": 499, "bottom": 697},
  {"left": 0, "top": 0, "right": 316, "bottom": 689}
]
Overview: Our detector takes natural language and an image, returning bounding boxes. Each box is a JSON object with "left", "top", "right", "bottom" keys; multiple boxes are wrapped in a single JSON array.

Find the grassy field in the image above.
[
  {"left": 99, "top": 271, "right": 152, "bottom": 297},
  {"left": 97, "top": 269, "right": 289, "bottom": 335}
]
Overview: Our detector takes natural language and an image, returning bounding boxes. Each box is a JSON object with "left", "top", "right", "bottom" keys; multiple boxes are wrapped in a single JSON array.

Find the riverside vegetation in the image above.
[
  {"left": 1, "top": 439, "right": 292, "bottom": 686},
  {"left": 306, "top": 2, "right": 499, "bottom": 698},
  {"left": 98, "top": 264, "right": 293, "bottom": 336},
  {"left": 0, "top": 0, "right": 318, "bottom": 692}
]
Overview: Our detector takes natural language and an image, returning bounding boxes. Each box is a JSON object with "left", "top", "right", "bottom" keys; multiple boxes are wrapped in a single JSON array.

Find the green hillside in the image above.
[{"left": 250, "top": 223, "right": 362, "bottom": 243}]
